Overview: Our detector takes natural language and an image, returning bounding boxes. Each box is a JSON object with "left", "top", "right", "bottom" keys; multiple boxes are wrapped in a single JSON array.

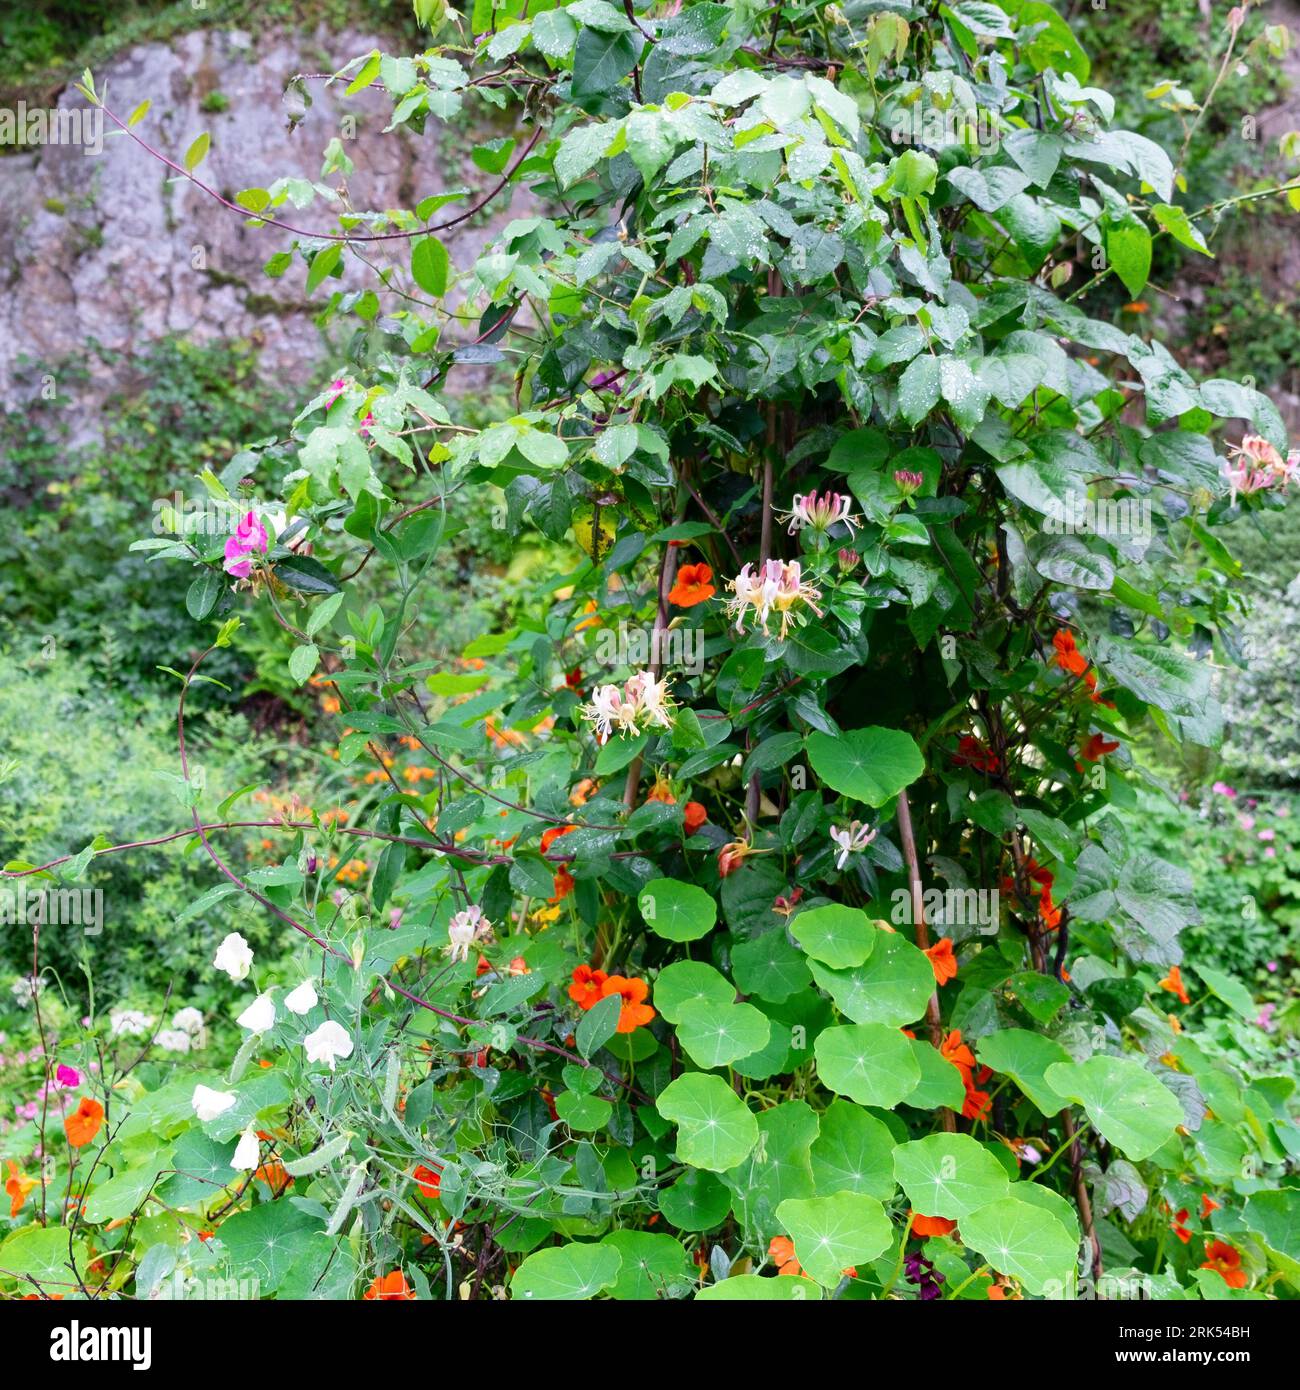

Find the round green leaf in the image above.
[
  {"left": 676, "top": 999, "right": 772, "bottom": 1069},
  {"left": 639, "top": 876, "right": 717, "bottom": 942},
  {"left": 658, "top": 1168, "right": 732, "bottom": 1231},
  {"left": 721, "top": 1100, "right": 819, "bottom": 1233},
  {"left": 892, "top": 1133, "right": 1012, "bottom": 1219},
  {"left": 657, "top": 1072, "right": 760, "bottom": 1172},
  {"left": 790, "top": 903, "right": 876, "bottom": 968},
  {"left": 810, "top": 926, "right": 933, "bottom": 1026},
  {"left": 976, "top": 1028, "right": 1071, "bottom": 1116},
  {"left": 906, "top": 1038, "right": 966, "bottom": 1110},
  {"left": 696, "top": 1273, "right": 821, "bottom": 1300},
  {"left": 1044, "top": 1056, "right": 1183, "bottom": 1161},
  {"left": 731, "top": 928, "right": 812, "bottom": 1002},
  {"left": 654, "top": 960, "right": 734, "bottom": 1024},
  {"left": 808, "top": 1099, "right": 897, "bottom": 1201},
  {"left": 959, "top": 1195, "right": 1078, "bottom": 1297},
  {"left": 775, "top": 1192, "right": 892, "bottom": 1286},
  {"left": 814, "top": 1023, "right": 921, "bottom": 1108},
  {"left": 600, "top": 1231, "right": 694, "bottom": 1300},
  {"left": 511, "top": 1241, "right": 623, "bottom": 1300},
  {"left": 805, "top": 726, "right": 924, "bottom": 807}
]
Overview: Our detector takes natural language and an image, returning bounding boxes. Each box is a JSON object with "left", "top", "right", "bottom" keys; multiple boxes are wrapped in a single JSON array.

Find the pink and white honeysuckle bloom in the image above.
[
  {"left": 446, "top": 904, "right": 492, "bottom": 963},
  {"left": 192, "top": 1084, "right": 237, "bottom": 1123},
  {"left": 726, "top": 558, "right": 824, "bottom": 640},
  {"left": 776, "top": 490, "right": 862, "bottom": 538},
  {"left": 580, "top": 671, "right": 675, "bottom": 741},
  {"left": 303, "top": 1020, "right": 354, "bottom": 1071},
  {"left": 830, "top": 820, "right": 877, "bottom": 871},
  {"left": 1224, "top": 435, "right": 1299, "bottom": 505},
  {"left": 223, "top": 510, "right": 270, "bottom": 580}
]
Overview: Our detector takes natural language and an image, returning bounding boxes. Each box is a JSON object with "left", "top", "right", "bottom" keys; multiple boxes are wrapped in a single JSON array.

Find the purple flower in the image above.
[
  {"left": 590, "top": 369, "right": 623, "bottom": 394},
  {"left": 904, "top": 1249, "right": 945, "bottom": 1301},
  {"left": 223, "top": 510, "right": 270, "bottom": 579},
  {"left": 1266, "top": 960, "right": 1278, "bottom": 973}
]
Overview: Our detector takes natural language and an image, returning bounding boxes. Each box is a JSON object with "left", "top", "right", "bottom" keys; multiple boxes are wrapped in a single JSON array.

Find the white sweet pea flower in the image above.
[
  {"left": 172, "top": 1006, "right": 205, "bottom": 1041},
  {"left": 155, "top": 1028, "right": 192, "bottom": 1054},
  {"left": 231, "top": 1128, "right": 260, "bottom": 1171},
  {"left": 192, "top": 1084, "right": 237, "bottom": 1122},
  {"left": 236, "top": 992, "right": 276, "bottom": 1034},
  {"left": 213, "top": 932, "right": 254, "bottom": 982},
  {"left": 284, "top": 979, "right": 318, "bottom": 1015},
  {"left": 303, "top": 1020, "right": 353, "bottom": 1071},
  {"left": 109, "top": 1009, "right": 155, "bottom": 1038}
]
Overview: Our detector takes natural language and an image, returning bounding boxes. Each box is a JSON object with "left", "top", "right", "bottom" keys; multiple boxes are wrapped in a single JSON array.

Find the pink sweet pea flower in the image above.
[
  {"left": 55, "top": 1064, "right": 81, "bottom": 1088},
  {"left": 223, "top": 511, "right": 270, "bottom": 579},
  {"left": 1212, "top": 781, "right": 1237, "bottom": 799}
]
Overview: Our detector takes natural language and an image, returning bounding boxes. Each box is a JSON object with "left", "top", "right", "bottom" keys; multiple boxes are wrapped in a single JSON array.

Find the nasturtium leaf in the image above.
[
  {"left": 554, "top": 1088, "right": 613, "bottom": 1131},
  {"left": 1044, "top": 1056, "right": 1184, "bottom": 1160},
  {"left": 1005, "top": 970, "right": 1071, "bottom": 1023},
  {"left": 511, "top": 1241, "right": 623, "bottom": 1300},
  {"left": 1192, "top": 963, "right": 1255, "bottom": 1020},
  {"left": 658, "top": 1168, "right": 732, "bottom": 1230},
  {"left": 675, "top": 999, "right": 771, "bottom": 1069},
  {"left": 639, "top": 876, "right": 717, "bottom": 941},
  {"left": 600, "top": 1231, "right": 694, "bottom": 1300},
  {"left": 653, "top": 960, "right": 734, "bottom": 1023},
  {"left": 808, "top": 1100, "right": 897, "bottom": 1201},
  {"left": 959, "top": 1195, "right": 1078, "bottom": 1297},
  {"left": 731, "top": 928, "right": 812, "bottom": 1002},
  {"left": 775, "top": 1192, "right": 892, "bottom": 1286},
  {"left": 84, "top": 1150, "right": 175, "bottom": 1222},
  {"left": 906, "top": 1038, "right": 966, "bottom": 1110},
  {"left": 893, "top": 1133, "right": 1012, "bottom": 1219},
  {"left": 814, "top": 1024, "right": 921, "bottom": 1108},
  {"left": 976, "top": 1029, "right": 1070, "bottom": 1116},
  {"left": 722, "top": 1100, "right": 819, "bottom": 1233},
  {"left": 657, "top": 1073, "right": 760, "bottom": 1171},
  {"left": 218, "top": 1202, "right": 324, "bottom": 1293},
  {"left": 0, "top": 1224, "right": 88, "bottom": 1285},
  {"left": 805, "top": 727, "right": 924, "bottom": 807},
  {"left": 820, "top": 926, "right": 935, "bottom": 1027},
  {"left": 1013, "top": 1180, "right": 1081, "bottom": 1246},
  {"left": 790, "top": 903, "right": 876, "bottom": 969},
  {"left": 696, "top": 1273, "right": 821, "bottom": 1300},
  {"left": 1243, "top": 1189, "right": 1300, "bottom": 1288}
]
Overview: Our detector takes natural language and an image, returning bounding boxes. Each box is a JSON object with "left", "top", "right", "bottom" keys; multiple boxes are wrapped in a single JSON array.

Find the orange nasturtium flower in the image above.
[
  {"left": 364, "top": 1270, "right": 417, "bottom": 1300},
  {"left": 939, "top": 1030, "right": 976, "bottom": 1081},
  {"left": 1077, "top": 733, "right": 1120, "bottom": 764},
  {"left": 6, "top": 1161, "right": 36, "bottom": 1218},
  {"left": 1052, "top": 628, "right": 1089, "bottom": 677},
  {"left": 254, "top": 1161, "right": 293, "bottom": 1197},
  {"left": 1159, "top": 965, "right": 1191, "bottom": 1006},
  {"left": 1200, "top": 1240, "right": 1248, "bottom": 1289},
  {"left": 540, "top": 823, "right": 577, "bottom": 855},
  {"left": 412, "top": 1164, "right": 442, "bottom": 1200},
  {"left": 911, "top": 1212, "right": 957, "bottom": 1238},
  {"left": 65, "top": 1096, "right": 105, "bottom": 1149},
  {"left": 683, "top": 801, "right": 708, "bottom": 834},
  {"left": 667, "top": 562, "right": 717, "bottom": 608},
  {"left": 600, "top": 975, "right": 655, "bottom": 1033},
  {"left": 769, "top": 1235, "right": 803, "bottom": 1276},
  {"left": 1201, "top": 1194, "right": 1221, "bottom": 1220},
  {"left": 569, "top": 964, "right": 608, "bottom": 1010},
  {"left": 549, "top": 866, "right": 575, "bottom": 903},
  {"left": 1170, "top": 1208, "right": 1193, "bottom": 1244},
  {"left": 924, "top": 937, "right": 958, "bottom": 985}
]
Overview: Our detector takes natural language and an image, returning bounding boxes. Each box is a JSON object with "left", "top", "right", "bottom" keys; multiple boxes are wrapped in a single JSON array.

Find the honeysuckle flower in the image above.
[
  {"left": 580, "top": 670, "right": 675, "bottom": 741},
  {"left": 776, "top": 490, "right": 861, "bottom": 537},
  {"left": 213, "top": 932, "right": 254, "bottom": 982},
  {"left": 223, "top": 511, "right": 270, "bottom": 580},
  {"left": 155, "top": 1029, "right": 192, "bottom": 1053},
  {"left": 284, "top": 979, "right": 319, "bottom": 1015},
  {"left": 109, "top": 1009, "right": 154, "bottom": 1038},
  {"left": 830, "top": 820, "right": 876, "bottom": 870},
  {"left": 836, "top": 546, "right": 860, "bottom": 573},
  {"left": 304, "top": 1020, "right": 354, "bottom": 1071},
  {"left": 446, "top": 905, "right": 492, "bottom": 963},
  {"left": 231, "top": 1128, "right": 260, "bottom": 1171},
  {"left": 1224, "top": 435, "right": 1299, "bottom": 505},
  {"left": 236, "top": 992, "right": 276, "bottom": 1034},
  {"left": 726, "top": 558, "right": 824, "bottom": 639},
  {"left": 192, "top": 1084, "right": 238, "bottom": 1122}
]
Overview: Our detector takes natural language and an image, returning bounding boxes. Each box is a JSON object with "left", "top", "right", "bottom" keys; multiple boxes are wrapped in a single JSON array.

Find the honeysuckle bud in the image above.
[
  {"left": 836, "top": 547, "right": 860, "bottom": 574},
  {"left": 894, "top": 469, "right": 924, "bottom": 497}
]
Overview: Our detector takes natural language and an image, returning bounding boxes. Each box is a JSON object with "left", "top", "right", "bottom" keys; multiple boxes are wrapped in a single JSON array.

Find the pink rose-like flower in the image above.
[
  {"left": 55, "top": 1064, "right": 81, "bottom": 1088},
  {"left": 1258, "top": 829, "right": 1275, "bottom": 841},
  {"left": 1212, "top": 781, "right": 1237, "bottom": 799},
  {"left": 223, "top": 511, "right": 270, "bottom": 579}
]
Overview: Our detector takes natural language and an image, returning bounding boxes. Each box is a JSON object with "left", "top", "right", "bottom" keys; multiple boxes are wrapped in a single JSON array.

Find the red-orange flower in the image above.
[
  {"left": 1077, "top": 733, "right": 1120, "bottom": 764},
  {"left": 599, "top": 975, "right": 655, "bottom": 1033},
  {"left": 413, "top": 1164, "right": 442, "bottom": 1199},
  {"left": 1159, "top": 965, "right": 1190, "bottom": 1006},
  {"left": 1052, "top": 628, "right": 1088, "bottom": 677},
  {"left": 645, "top": 775, "right": 676, "bottom": 806},
  {"left": 254, "top": 1161, "right": 293, "bottom": 1197},
  {"left": 1200, "top": 1240, "right": 1247, "bottom": 1289},
  {"left": 925, "top": 937, "right": 958, "bottom": 986},
  {"left": 549, "top": 866, "right": 575, "bottom": 903},
  {"left": 568, "top": 964, "right": 609, "bottom": 1010},
  {"left": 1171, "top": 1208, "right": 1192, "bottom": 1244},
  {"left": 962, "top": 1085, "right": 992, "bottom": 1123},
  {"left": 718, "top": 841, "right": 751, "bottom": 878},
  {"left": 6, "top": 1161, "right": 35, "bottom": 1218},
  {"left": 683, "top": 801, "right": 708, "bottom": 834},
  {"left": 364, "top": 1270, "right": 417, "bottom": 1300},
  {"left": 1040, "top": 889, "right": 1063, "bottom": 931},
  {"left": 65, "top": 1097, "right": 104, "bottom": 1149},
  {"left": 1201, "top": 1194, "right": 1221, "bottom": 1220},
  {"left": 540, "top": 824, "right": 577, "bottom": 855},
  {"left": 952, "top": 735, "right": 1000, "bottom": 774},
  {"left": 668, "top": 562, "right": 716, "bottom": 608},
  {"left": 911, "top": 1212, "right": 957, "bottom": 1238},
  {"left": 940, "top": 1030, "right": 976, "bottom": 1081},
  {"left": 769, "top": 1235, "right": 802, "bottom": 1276}
]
